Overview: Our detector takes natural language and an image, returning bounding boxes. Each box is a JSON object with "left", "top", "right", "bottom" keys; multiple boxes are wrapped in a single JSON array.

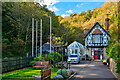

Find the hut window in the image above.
[
  {"left": 72, "top": 50, "right": 74, "bottom": 54},
  {"left": 75, "top": 50, "right": 77, "bottom": 54}
]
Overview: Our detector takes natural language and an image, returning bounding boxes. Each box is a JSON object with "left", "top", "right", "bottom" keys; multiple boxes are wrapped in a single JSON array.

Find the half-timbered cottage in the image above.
[{"left": 84, "top": 17, "right": 110, "bottom": 60}]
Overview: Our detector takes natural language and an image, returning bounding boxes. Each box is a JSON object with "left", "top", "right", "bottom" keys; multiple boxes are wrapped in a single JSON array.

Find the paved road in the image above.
[{"left": 70, "top": 61, "right": 117, "bottom": 80}]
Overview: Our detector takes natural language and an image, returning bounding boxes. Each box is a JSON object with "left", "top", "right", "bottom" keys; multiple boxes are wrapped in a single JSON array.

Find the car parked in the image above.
[{"left": 67, "top": 54, "right": 80, "bottom": 63}]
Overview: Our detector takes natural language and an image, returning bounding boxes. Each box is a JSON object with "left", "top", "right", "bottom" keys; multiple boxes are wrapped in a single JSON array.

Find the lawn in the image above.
[{"left": 2, "top": 67, "right": 59, "bottom": 80}]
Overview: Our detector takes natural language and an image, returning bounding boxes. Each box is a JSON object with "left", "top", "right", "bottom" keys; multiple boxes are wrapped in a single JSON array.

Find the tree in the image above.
[
  {"left": 49, "top": 52, "right": 61, "bottom": 63},
  {"left": 2, "top": 2, "right": 61, "bottom": 58},
  {"left": 84, "top": 9, "right": 92, "bottom": 20},
  {"left": 79, "top": 11, "right": 86, "bottom": 16}
]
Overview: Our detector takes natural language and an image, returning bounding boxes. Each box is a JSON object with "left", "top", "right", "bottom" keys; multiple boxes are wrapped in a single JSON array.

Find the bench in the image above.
[
  {"left": 33, "top": 61, "right": 49, "bottom": 69},
  {"left": 41, "top": 68, "right": 51, "bottom": 80},
  {"left": 33, "top": 68, "right": 51, "bottom": 80}
]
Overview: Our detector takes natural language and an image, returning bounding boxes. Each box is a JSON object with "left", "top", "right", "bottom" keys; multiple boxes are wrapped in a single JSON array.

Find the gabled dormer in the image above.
[{"left": 84, "top": 22, "right": 110, "bottom": 48}]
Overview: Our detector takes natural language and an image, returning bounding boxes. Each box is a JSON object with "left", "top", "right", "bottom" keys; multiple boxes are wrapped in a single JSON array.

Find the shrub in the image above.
[
  {"left": 30, "top": 61, "right": 35, "bottom": 67},
  {"left": 89, "top": 58, "right": 92, "bottom": 61},
  {"left": 66, "top": 69, "right": 74, "bottom": 74},
  {"left": 44, "top": 56, "right": 49, "bottom": 61},
  {"left": 53, "top": 74, "right": 63, "bottom": 80},
  {"left": 49, "top": 52, "right": 61, "bottom": 63},
  {"left": 82, "top": 57, "right": 85, "bottom": 60},
  {"left": 57, "top": 69, "right": 69, "bottom": 79},
  {"left": 116, "top": 58, "right": 120, "bottom": 73},
  {"left": 34, "top": 57, "right": 39, "bottom": 61},
  {"left": 66, "top": 70, "right": 71, "bottom": 76}
]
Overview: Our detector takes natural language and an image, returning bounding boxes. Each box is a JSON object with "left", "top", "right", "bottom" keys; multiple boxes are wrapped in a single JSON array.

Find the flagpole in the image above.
[
  {"left": 50, "top": 17, "right": 52, "bottom": 64},
  {"left": 40, "top": 19, "right": 42, "bottom": 59},
  {"left": 50, "top": 17, "right": 52, "bottom": 53},
  {"left": 36, "top": 21, "right": 38, "bottom": 57},
  {"left": 32, "top": 18, "right": 34, "bottom": 57}
]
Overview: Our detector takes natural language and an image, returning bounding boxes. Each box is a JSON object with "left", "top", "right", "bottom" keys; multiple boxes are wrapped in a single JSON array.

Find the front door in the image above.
[
  {"left": 94, "top": 51, "right": 101, "bottom": 60},
  {"left": 94, "top": 51, "right": 98, "bottom": 60}
]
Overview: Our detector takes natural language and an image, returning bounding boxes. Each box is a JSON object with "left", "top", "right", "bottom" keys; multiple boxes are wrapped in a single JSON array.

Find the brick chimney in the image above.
[{"left": 105, "top": 14, "right": 110, "bottom": 32}]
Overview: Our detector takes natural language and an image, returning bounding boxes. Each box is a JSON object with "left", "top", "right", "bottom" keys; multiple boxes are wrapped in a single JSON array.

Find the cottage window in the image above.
[{"left": 93, "top": 35, "right": 100, "bottom": 43}]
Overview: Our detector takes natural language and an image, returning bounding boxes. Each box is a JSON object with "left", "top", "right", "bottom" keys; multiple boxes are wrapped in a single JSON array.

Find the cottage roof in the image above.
[
  {"left": 67, "top": 41, "right": 84, "bottom": 49},
  {"left": 38, "top": 42, "right": 54, "bottom": 53},
  {"left": 84, "top": 22, "right": 110, "bottom": 38}
]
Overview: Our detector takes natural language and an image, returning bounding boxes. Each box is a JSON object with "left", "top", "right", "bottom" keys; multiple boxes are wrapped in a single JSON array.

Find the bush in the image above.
[
  {"left": 44, "top": 56, "right": 49, "bottom": 61},
  {"left": 34, "top": 57, "right": 39, "bottom": 61},
  {"left": 53, "top": 74, "right": 63, "bottom": 80},
  {"left": 66, "top": 70, "right": 71, "bottom": 76},
  {"left": 116, "top": 58, "right": 120, "bottom": 73},
  {"left": 89, "top": 58, "right": 92, "bottom": 61},
  {"left": 57, "top": 69, "right": 69, "bottom": 79},
  {"left": 49, "top": 52, "right": 61, "bottom": 63},
  {"left": 66, "top": 69, "right": 74, "bottom": 74},
  {"left": 30, "top": 61, "right": 35, "bottom": 66},
  {"left": 82, "top": 57, "right": 85, "bottom": 60}
]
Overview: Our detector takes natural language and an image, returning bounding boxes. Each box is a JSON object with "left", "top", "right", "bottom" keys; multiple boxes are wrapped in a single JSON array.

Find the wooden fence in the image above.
[{"left": 2, "top": 57, "right": 33, "bottom": 73}]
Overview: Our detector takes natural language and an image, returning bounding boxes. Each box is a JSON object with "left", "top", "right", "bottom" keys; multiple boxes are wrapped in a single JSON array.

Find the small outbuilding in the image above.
[
  {"left": 38, "top": 42, "right": 54, "bottom": 56},
  {"left": 67, "top": 41, "right": 85, "bottom": 57}
]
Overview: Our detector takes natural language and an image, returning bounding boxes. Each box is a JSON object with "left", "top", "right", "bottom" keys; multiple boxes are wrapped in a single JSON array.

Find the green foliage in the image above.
[
  {"left": 84, "top": 9, "right": 92, "bottom": 20},
  {"left": 53, "top": 74, "right": 63, "bottom": 79},
  {"left": 93, "top": 12, "right": 98, "bottom": 18},
  {"left": 34, "top": 57, "right": 40, "bottom": 61},
  {"left": 57, "top": 69, "right": 69, "bottom": 79},
  {"left": 52, "top": 34, "right": 64, "bottom": 45},
  {"left": 70, "top": 13, "right": 77, "bottom": 17},
  {"left": 2, "top": 67, "right": 59, "bottom": 79},
  {"left": 44, "top": 56, "right": 49, "bottom": 61},
  {"left": 2, "top": 2, "right": 61, "bottom": 58},
  {"left": 66, "top": 69, "right": 74, "bottom": 76},
  {"left": 30, "top": 61, "right": 35, "bottom": 67},
  {"left": 82, "top": 57, "right": 85, "bottom": 60},
  {"left": 2, "top": 67, "right": 41, "bottom": 79},
  {"left": 89, "top": 58, "right": 92, "bottom": 61},
  {"left": 79, "top": 11, "right": 86, "bottom": 16},
  {"left": 49, "top": 52, "right": 62, "bottom": 63},
  {"left": 116, "top": 58, "right": 120, "bottom": 73}
]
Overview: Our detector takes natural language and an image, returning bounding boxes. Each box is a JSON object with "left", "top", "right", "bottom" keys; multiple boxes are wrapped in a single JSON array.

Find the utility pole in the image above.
[
  {"left": 40, "top": 19, "right": 42, "bottom": 59},
  {"left": 32, "top": 18, "right": 34, "bottom": 57},
  {"left": 36, "top": 21, "right": 38, "bottom": 57}
]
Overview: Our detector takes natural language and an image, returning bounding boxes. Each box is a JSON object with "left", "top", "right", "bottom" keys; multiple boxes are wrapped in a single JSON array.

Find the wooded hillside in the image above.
[
  {"left": 2, "top": 2, "right": 119, "bottom": 60},
  {"left": 59, "top": 2, "right": 118, "bottom": 45},
  {"left": 2, "top": 2, "right": 62, "bottom": 58}
]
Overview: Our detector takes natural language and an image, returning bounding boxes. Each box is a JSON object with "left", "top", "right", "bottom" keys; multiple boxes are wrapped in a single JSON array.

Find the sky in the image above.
[
  {"left": 36, "top": 0, "right": 106, "bottom": 18},
  {"left": 53, "top": 2, "right": 104, "bottom": 17}
]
